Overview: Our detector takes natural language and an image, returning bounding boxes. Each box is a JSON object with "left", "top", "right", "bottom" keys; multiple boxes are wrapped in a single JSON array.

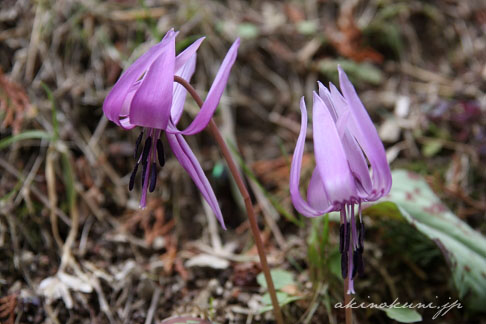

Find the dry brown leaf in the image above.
[
  {"left": 0, "top": 68, "right": 33, "bottom": 134},
  {"left": 327, "top": 6, "right": 383, "bottom": 63},
  {"left": 0, "top": 295, "right": 17, "bottom": 324}
]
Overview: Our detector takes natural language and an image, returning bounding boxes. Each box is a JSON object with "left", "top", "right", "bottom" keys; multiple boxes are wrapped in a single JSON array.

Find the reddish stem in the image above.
[
  {"left": 344, "top": 280, "right": 352, "bottom": 324},
  {"left": 174, "top": 76, "right": 284, "bottom": 324}
]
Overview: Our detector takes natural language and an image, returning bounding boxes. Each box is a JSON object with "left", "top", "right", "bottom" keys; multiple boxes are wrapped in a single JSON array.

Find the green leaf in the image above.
[
  {"left": 318, "top": 59, "right": 383, "bottom": 85},
  {"left": 237, "top": 23, "right": 259, "bottom": 39},
  {"left": 386, "top": 170, "right": 486, "bottom": 311},
  {"left": 61, "top": 152, "right": 76, "bottom": 208},
  {"left": 211, "top": 162, "right": 225, "bottom": 178},
  {"left": 320, "top": 214, "right": 330, "bottom": 254},
  {"left": 328, "top": 248, "right": 342, "bottom": 280},
  {"left": 40, "top": 82, "right": 58, "bottom": 140},
  {"left": 259, "top": 292, "right": 303, "bottom": 313},
  {"left": 176, "top": 35, "right": 204, "bottom": 54},
  {"left": 363, "top": 22, "right": 403, "bottom": 58},
  {"left": 257, "top": 269, "right": 295, "bottom": 290},
  {"left": 307, "top": 243, "right": 319, "bottom": 268},
  {"left": 0, "top": 130, "right": 52, "bottom": 150},
  {"left": 382, "top": 307, "right": 422, "bottom": 323},
  {"left": 296, "top": 21, "right": 318, "bottom": 35},
  {"left": 421, "top": 139, "right": 443, "bottom": 157},
  {"left": 160, "top": 317, "right": 212, "bottom": 324}
]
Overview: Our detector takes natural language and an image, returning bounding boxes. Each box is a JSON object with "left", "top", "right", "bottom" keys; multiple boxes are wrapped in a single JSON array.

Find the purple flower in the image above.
[
  {"left": 103, "top": 29, "right": 240, "bottom": 229},
  {"left": 289, "top": 66, "right": 392, "bottom": 293}
]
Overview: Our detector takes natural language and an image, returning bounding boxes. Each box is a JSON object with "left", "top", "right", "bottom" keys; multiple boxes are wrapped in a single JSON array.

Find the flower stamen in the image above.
[
  {"left": 341, "top": 252, "right": 348, "bottom": 278},
  {"left": 156, "top": 139, "right": 165, "bottom": 167},
  {"left": 149, "top": 162, "right": 157, "bottom": 192},
  {"left": 142, "top": 136, "right": 152, "bottom": 163},
  {"left": 134, "top": 130, "right": 144, "bottom": 159},
  {"left": 129, "top": 163, "right": 139, "bottom": 191}
]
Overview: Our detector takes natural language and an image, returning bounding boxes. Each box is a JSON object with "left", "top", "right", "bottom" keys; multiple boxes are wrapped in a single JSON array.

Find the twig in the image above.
[
  {"left": 144, "top": 287, "right": 161, "bottom": 324},
  {"left": 174, "top": 76, "right": 284, "bottom": 324}
]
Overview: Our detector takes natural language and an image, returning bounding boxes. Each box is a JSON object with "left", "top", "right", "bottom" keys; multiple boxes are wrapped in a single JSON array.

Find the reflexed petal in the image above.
[
  {"left": 174, "top": 37, "right": 204, "bottom": 71},
  {"left": 103, "top": 29, "right": 177, "bottom": 126},
  {"left": 166, "top": 133, "right": 226, "bottom": 229},
  {"left": 166, "top": 38, "right": 240, "bottom": 135},
  {"left": 312, "top": 92, "right": 357, "bottom": 204},
  {"left": 129, "top": 35, "right": 176, "bottom": 129},
  {"left": 171, "top": 54, "right": 197, "bottom": 124},
  {"left": 289, "top": 97, "right": 333, "bottom": 217},
  {"left": 119, "top": 117, "right": 136, "bottom": 130},
  {"left": 338, "top": 66, "right": 392, "bottom": 199}
]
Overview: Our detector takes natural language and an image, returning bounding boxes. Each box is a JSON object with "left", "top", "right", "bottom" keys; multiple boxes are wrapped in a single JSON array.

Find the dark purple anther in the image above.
[
  {"left": 157, "top": 139, "right": 165, "bottom": 167},
  {"left": 339, "top": 224, "right": 345, "bottom": 253},
  {"left": 134, "top": 130, "right": 144, "bottom": 159},
  {"left": 149, "top": 162, "right": 157, "bottom": 192},
  {"left": 344, "top": 222, "right": 350, "bottom": 252},
  {"left": 129, "top": 163, "right": 139, "bottom": 191},
  {"left": 142, "top": 137, "right": 152, "bottom": 163},
  {"left": 341, "top": 252, "right": 348, "bottom": 279}
]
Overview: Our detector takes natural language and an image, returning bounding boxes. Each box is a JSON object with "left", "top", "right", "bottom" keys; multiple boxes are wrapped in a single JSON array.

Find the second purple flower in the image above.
[{"left": 290, "top": 66, "right": 392, "bottom": 293}]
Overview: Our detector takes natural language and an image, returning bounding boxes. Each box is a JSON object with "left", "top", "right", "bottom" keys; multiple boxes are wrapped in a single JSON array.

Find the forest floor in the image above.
[{"left": 1, "top": 0, "right": 485, "bottom": 323}]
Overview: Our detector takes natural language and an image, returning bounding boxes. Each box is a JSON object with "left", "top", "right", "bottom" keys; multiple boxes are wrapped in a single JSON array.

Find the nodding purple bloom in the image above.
[
  {"left": 290, "top": 67, "right": 392, "bottom": 293},
  {"left": 103, "top": 29, "right": 240, "bottom": 229}
]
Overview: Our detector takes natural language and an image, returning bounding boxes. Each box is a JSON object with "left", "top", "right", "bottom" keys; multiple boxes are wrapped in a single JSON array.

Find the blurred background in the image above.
[{"left": 0, "top": 0, "right": 485, "bottom": 323}]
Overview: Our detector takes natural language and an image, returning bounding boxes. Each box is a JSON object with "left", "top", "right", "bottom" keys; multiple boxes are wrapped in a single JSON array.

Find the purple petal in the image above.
[
  {"left": 341, "top": 131, "right": 372, "bottom": 197},
  {"left": 129, "top": 34, "right": 176, "bottom": 129},
  {"left": 166, "top": 38, "right": 240, "bottom": 135},
  {"left": 103, "top": 29, "right": 177, "bottom": 126},
  {"left": 119, "top": 117, "right": 136, "bottom": 130},
  {"left": 307, "top": 167, "right": 332, "bottom": 210},
  {"left": 174, "top": 37, "right": 204, "bottom": 71},
  {"left": 312, "top": 92, "right": 357, "bottom": 204},
  {"left": 166, "top": 133, "right": 226, "bottom": 229},
  {"left": 318, "top": 81, "right": 338, "bottom": 121},
  {"left": 338, "top": 66, "right": 392, "bottom": 199},
  {"left": 326, "top": 82, "right": 372, "bottom": 196},
  {"left": 289, "top": 97, "right": 334, "bottom": 217},
  {"left": 169, "top": 38, "right": 204, "bottom": 124},
  {"left": 171, "top": 53, "right": 197, "bottom": 124}
]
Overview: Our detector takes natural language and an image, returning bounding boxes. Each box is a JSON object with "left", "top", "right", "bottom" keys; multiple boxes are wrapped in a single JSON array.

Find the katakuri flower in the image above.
[
  {"left": 289, "top": 66, "right": 392, "bottom": 293},
  {"left": 103, "top": 29, "right": 240, "bottom": 229}
]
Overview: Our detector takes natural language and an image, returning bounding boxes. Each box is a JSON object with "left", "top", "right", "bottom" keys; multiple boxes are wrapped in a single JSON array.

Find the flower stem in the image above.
[
  {"left": 174, "top": 76, "right": 284, "bottom": 324},
  {"left": 344, "top": 275, "right": 353, "bottom": 324}
]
